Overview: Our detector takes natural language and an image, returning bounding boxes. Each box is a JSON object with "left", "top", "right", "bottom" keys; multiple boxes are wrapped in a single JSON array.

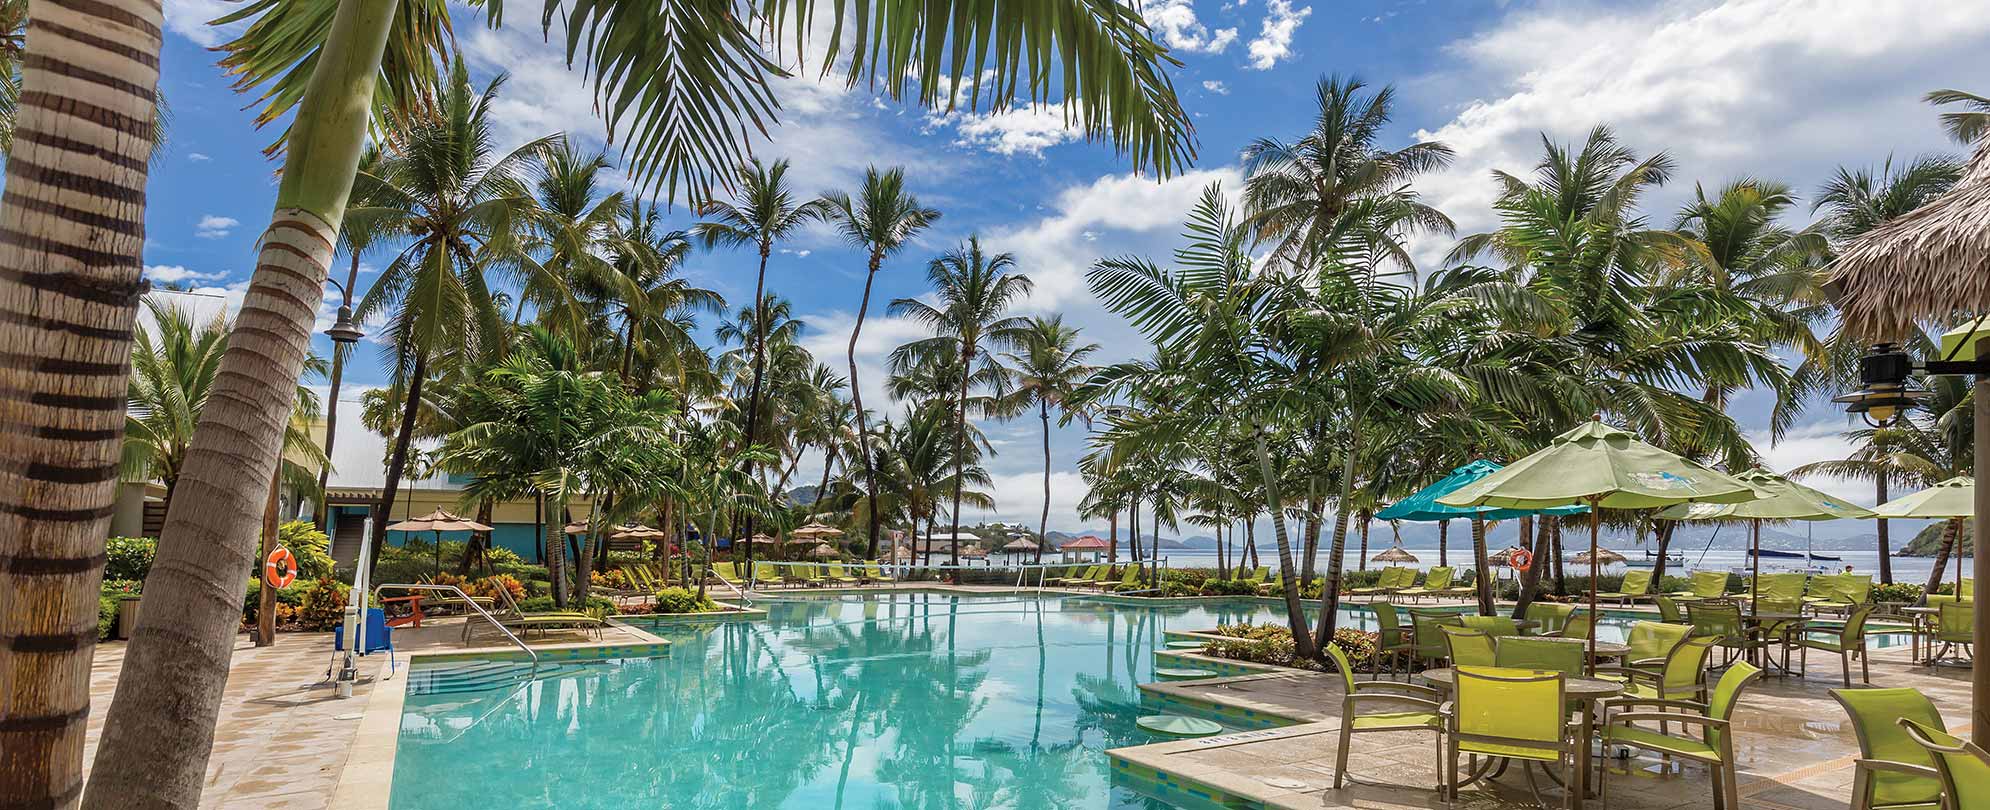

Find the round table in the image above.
[
  {"left": 1741, "top": 612, "right": 1809, "bottom": 673},
  {"left": 1421, "top": 667, "right": 1623, "bottom": 807},
  {"left": 1902, "top": 606, "right": 1943, "bottom": 664}
]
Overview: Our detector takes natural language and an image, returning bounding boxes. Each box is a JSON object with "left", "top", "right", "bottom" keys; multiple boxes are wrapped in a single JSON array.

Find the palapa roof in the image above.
[
  {"left": 385, "top": 509, "right": 493, "bottom": 533},
  {"left": 1059, "top": 535, "right": 1110, "bottom": 550},
  {"left": 1828, "top": 143, "right": 1990, "bottom": 340},
  {"left": 1001, "top": 538, "right": 1040, "bottom": 551},
  {"left": 1370, "top": 545, "right": 1420, "bottom": 564}
]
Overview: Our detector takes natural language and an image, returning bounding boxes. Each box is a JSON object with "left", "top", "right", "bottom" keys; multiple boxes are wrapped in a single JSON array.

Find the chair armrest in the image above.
[
  {"left": 1352, "top": 681, "right": 1444, "bottom": 699},
  {"left": 1345, "top": 694, "right": 1445, "bottom": 712},
  {"left": 1853, "top": 759, "right": 1943, "bottom": 779},
  {"left": 1610, "top": 712, "right": 1729, "bottom": 729},
  {"left": 1606, "top": 697, "right": 1709, "bottom": 713}
]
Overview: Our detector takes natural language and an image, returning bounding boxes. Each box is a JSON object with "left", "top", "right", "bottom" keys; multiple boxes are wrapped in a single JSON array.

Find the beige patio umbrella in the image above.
[
  {"left": 1370, "top": 545, "right": 1420, "bottom": 565},
  {"left": 1873, "top": 477, "right": 1975, "bottom": 599},
  {"left": 1566, "top": 548, "right": 1627, "bottom": 565},
  {"left": 1660, "top": 468, "right": 1877, "bottom": 616},
  {"left": 385, "top": 509, "right": 494, "bottom": 575},
  {"left": 791, "top": 522, "right": 845, "bottom": 540},
  {"left": 1440, "top": 419, "right": 1756, "bottom": 672}
]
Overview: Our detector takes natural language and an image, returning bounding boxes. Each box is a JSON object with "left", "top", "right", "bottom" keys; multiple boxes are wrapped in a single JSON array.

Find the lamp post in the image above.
[
  {"left": 315, "top": 278, "right": 366, "bottom": 531},
  {"left": 1838, "top": 331, "right": 1987, "bottom": 746}
]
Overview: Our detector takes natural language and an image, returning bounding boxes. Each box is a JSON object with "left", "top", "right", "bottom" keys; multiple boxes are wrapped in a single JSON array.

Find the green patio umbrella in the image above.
[
  {"left": 1439, "top": 419, "right": 1757, "bottom": 671},
  {"left": 1660, "top": 469, "right": 1876, "bottom": 616},
  {"left": 1873, "top": 477, "right": 1975, "bottom": 599}
]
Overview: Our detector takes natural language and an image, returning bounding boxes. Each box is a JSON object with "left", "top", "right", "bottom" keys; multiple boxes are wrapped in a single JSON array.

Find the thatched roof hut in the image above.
[{"left": 1828, "top": 143, "right": 1990, "bottom": 340}]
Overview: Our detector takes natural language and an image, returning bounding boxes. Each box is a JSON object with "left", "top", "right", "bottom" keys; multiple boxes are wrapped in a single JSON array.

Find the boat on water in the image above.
[
  {"left": 1747, "top": 548, "right": 1842, "bottom": 562},
  {"left": 1624, "top": 549, "right": 1685, "bottom": 569}
]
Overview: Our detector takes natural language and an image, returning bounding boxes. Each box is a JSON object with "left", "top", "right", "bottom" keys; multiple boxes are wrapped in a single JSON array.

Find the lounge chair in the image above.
[
  {"left": 1113, "top": 563, "right": 1145, "bottom": 591},
  {"left": 751, "top": 561, "right": 783, "bottom": 590},
  {"left": 1396, "top": 566, "right": 1454, "bottom": 603},
  {"left": 789, "top": 563, "right": 828, "bottom": 588},
  {"left": 1349, "top": 567, "right": 1411, "bottom": 600},
  {"left": 1596, "top": 569, "right": 1655, "bottom": 605},
  {"left": 1064, "top": 564, "right": 1109, "bottom": 588},
  {"left": 1043, "top": 565, "right": 1088, "bottom": 586},
  {"left": 1671, "top": 570, "right": 1731, "bottom": 601},
  {"left": 488, "top": 589, "right": 608, "bottom": 639},
  {"left": 1809, "top": 574, "right": 1874, "bottom": 615},
  {"left": 825, "top": 561, "right": 862, "bottom": 586}
]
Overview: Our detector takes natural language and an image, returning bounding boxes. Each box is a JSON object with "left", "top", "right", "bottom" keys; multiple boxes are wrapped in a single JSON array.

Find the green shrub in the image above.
[
  {"left": 96, "top": 578, "right": 137, "bottom": 641},
  {"left": 520, "top": 595, "right": 615, "bottom": 614},
  {"left": 297, "top": 578, "right": 350, "bottom": 631},
  {"left": 278, "top": 521, "right": 336, "bottom": 580},
  {"left": 1872, "top": 582, "right": 1924, "bottom": 603},
  {"left": 1200, "top": 623, "right": 1323, "bottom": 671},
  {"left": 104, "top": 536, "right": 156, "bottom": 581},
  {"left": 242, "top": 578, "right": 312, "bottom": 622},
  {"left": 652, "top": 587, "right": 718, "bottom": 614},
  {"left": 1199, "top": 578, "right": 1259, "bottom": 596},
  {"left": 1339, "top": 569, "right": 1384, "bottom": 591}
]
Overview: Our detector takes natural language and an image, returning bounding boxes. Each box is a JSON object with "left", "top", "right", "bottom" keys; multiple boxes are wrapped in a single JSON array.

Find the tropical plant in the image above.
[
  {"left": 824, "top": 167, "right": 941, "bottom": 557},
  {"left": 1926, "top": 88, "right": 1990, "bottom": 146},
  {"left": 1002, "top": 316, "right": 1100, "bottom": 561}
]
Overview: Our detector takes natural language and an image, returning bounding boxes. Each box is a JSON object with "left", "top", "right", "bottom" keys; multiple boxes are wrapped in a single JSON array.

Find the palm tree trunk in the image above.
[
  {"left": 1108, "top": 510, "right": 1118, "bottom": 563},
  {"left": 1036, "top": 402, "right": 1050, "bottom": 565},
  {"left": 1470, "top": 516, "right": 1492, "bottom": 615},
  {"left": 1128, "top": 498, "right": 1141, "bottom": 562},
  {"left": 461, "top": 499, "right": 494, "bottom": 575},
  {"left": 1549, "top": 518, "right": 1567, "bottom": 595},
  {"left": 738, "top": 247, "right": 773, "bottom": 560},
  {"left": 1312, "top": 427, "right": 1359, "bottom": 649},
  {"left": 849, "top": 256, "right": 883, "bottom": 559},
  {"left": 256, "top": 466, "right": 280, "bottom": 647},
  {"left": 544, "top": 496, "right": 569, "bottom": 606},
  {"left": 0, "top": 2, "right": 163, "bottom": 803},
  {"left": 1252, "top": 429, "right": 1320, "bottom": 661},
  {"left": 1876, "top": 473, "right": 1893, "bottom": 584},
  {"left": 1299, "top": 481, "right": 1322, "bottom": 584},
  {"left": 947, "top": 347, "right": 970, "bottom": 578},
  {"left": 1651, "top": 520, "right": 1676, "bottom": 585},
  {"left": 87, "top": 5, "right": 395, "bottom": 804},
  {"left": 371, "top": 348, "right": 428, "bottom": 565},
  {"left": 1924, "top": 518, "right": 1963, "bottom": 600},
  {"left": 1244, "top": 519, "right": 1258, "bottom": 569},
  {"left": 1438, "top": 520, "right": 1449, "bottom": 567},
  {"left": 314, "top": 252, "right": 362, "bottom": 530},
  {"left": 1356, "top": 512, "right": 1369, "bottom": 571}
]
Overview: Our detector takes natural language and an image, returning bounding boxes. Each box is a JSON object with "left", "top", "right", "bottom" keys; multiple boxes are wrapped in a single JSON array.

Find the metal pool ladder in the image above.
[{"left": 374, "top": 582, "right": 538, "bottom": 666}]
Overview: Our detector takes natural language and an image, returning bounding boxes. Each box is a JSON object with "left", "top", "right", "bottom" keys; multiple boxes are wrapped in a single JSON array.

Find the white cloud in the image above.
[
  {"left": 1246, "top": 0, "right": 1311, "bottom": 70},
  {"left": 1407, "top": 0, "right": 1990, "bottom": 265},
  {"left": 163, "top": 0, "right": 243, "bottom": 47},
  {"left": 1140, "top": 0, "right": 1240, "bottom": 54},
  {"left": 1748, "top": 420, "right": 1868, "bottom": 505},
  {"left": 195, "top": 215, "right": 239, "bottom": 240},
  {"left": 929, "top": 103, "right": 1086, "bottom": 157},
  {"left": 143, "top": 264, "right": 225, "bottom": 284},
  {"left": 797, "top": 311, "right": 937, "bottom": 421},
  {"left": 188, "top": 152, "right": 212, "bottom": 162},
  {"left": 1202, "top": 80, "right": 1230, "bottom": 95},
  {"left": 958, "top": 470, "right": 1093, "bottom": 532}
]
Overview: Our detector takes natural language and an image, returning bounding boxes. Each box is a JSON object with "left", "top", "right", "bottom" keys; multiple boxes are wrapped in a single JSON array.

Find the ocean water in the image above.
[{"left": 1148, "top": 547, "right": 1953, "bottom": 585}]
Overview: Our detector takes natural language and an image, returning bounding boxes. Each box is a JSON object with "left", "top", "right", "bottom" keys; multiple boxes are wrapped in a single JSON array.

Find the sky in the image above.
[{"left": 142, "top": 0, "right": 1990, "bottom": 533}]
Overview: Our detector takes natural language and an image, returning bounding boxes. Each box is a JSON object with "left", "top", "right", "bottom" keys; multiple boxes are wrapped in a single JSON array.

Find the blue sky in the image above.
[{"left": 146, "top": 0, "right": 1990, "bottom": 531}]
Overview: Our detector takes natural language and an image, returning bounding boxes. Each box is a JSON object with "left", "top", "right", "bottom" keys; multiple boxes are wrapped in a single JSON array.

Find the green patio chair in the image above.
[
  {"left": 1040, "top": 565, "right": 1079, "bottom": 585},
  {"left": 1442, "top": 626, "right": 1497, "bottom": 667},
  {"left": 1672, "top": 570, "right": 1731, "bottom": 600},
  {"left": 1927, "top": 578, "right": 1974, "bottom": 609},
  {"left": 1754, "top": 596, "right": 1807, "bottom": 672},
  {"left": 1812, "top": 575, "right": 1875, "bottom": 615},
  {"left": 1460, "top": 615, "right": 1522, "bottom": 637},
  {"left": 1495, "top": 636, "right": 1585, "bottom": 675},
  {"left": 1744, "top": 571, "right": 1805, "bottom": 604},
  {"left": 1832, "top": 687, "right": 1947, "bottom": 810},
  {"left": 1064, "top": 564, "right": 1108, "bottom": 587},
  {"left": 1901, "top": 718, "right": 1990, "bottom": 810},
  {"left": 1602, "top": 635, "right": 1717, "bottom": 705},
  {"left": 1654, "top": 594, "right": 1684, "bottom": 623},
  {"left": 1929, "top": 601, "right": 1974, "bottom": 666},
  {"left": 751, "top": 561, "right": 782, "bottom": 589},
  {"left": 1327, "top": 642, "right": 1445, "bottom": 791},
  {"left": 1598, "top": 662, "right": 1761, "bottom": 810},
  {"left": 1618, "top": 621, "right": 1692, "bottom": 670},
  {"left": 1526, "top": 602, "right": 1576, "bottom": 636},
  {"left": 864, "top": 560, "right": 893, "bottom": 583},
  {"left": 1398, "top": 566, "right": 1455, "bottom": 603},
  {"left": 825, "top": 561, "right": 862, "bottom": 585},
  {"left": 1798, "top": 604, "right": 1875, "bottom": 686},
  {"left": 1443, "top": 666, "right": 1578, "bottom": 805},
  {"left": 1371, "top": 604, "right": 1414, "bottom": 678},
  {"left": 1115, "top": 563, "right": 1145, "bottom": 590},
  {"left": 1349, "top": 567, "right": 1408, "bottom": 599},
  {"left": 1551, "top": 610, "right": 1594, "bottom": 643},
  {"left": 1597, "top": 569, "right": 1655, "bottom": 606},
  {"left": 1408, "top": 608, "right": 1463, "bottom": 670},
  {"left": 1687, "top": 600, "right": 1763, "bottom": 667}
]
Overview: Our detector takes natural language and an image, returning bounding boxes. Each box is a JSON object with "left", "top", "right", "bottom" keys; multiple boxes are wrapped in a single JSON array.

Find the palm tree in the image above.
[
  {"left": 520, "top": 141, "right": 624, "bottom": 334},
  {"left": 314, "top": 144, "right": 390, "bottom": 529},
  {"left": 1002, "top": 316, "right": 1100, "bottom": 561},
  {"left": 1927, "top": 88, "right": 1990, "bottom": 146},
  {"left": 349, "top": 59, "right": 551, "bottom": 562},
  {"left": 0, "top": 0, "right": 23, "bottom": 152},
  {"left": 597, "top": 202, "right": 722, "bottom": 387},
  {"left": 824, "top": 167, "right": 941, "bottom": 558},
  {"left": 695, "top": 159, "right": 833, "bottom": 554},
  {"left": 891, "top": 239, "right": 1032, "bottom": 570}
]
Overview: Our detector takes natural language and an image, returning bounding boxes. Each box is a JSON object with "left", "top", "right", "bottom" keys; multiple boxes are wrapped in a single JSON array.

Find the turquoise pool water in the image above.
[{"left": 390, "top": 594, "right": 1329, "bottom": 810}]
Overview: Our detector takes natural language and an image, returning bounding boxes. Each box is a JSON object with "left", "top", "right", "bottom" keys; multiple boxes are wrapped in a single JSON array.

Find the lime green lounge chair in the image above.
[
  {"left": 863, "top": 560, "right": 893, "bottom": 583},
  {"left": 1798, "top": 604, "right": 1875, "bottom": 686},
  {"left": 1043, "top": 565, "right": 1086, "bottom": 586},
  {"left": 1671, "top": 570, "right": 1731, "bottom": 601},
  {"left": 1060, "top": 564, "right": 1107, "bottom": 588},
  {"left": 1327, "top": 642, "right": 1445, "bottom": 791},
  {"left": 1397, "top": 566, "right": 1454, "bottom": 603},
  {"left": 786, "top": 563, "right": 826, "bottom": 588},
  {"left": 489, "top": 589, "right": 608, "bottom": 638},
  {"left": 751, "top": 561, "right": 782, "bottom": 589},
  {"left": 1599, "top": 661, "right": 1761, "bottom": 810},
  {"left": 1596, "top": 569, "right": 1654, "bottom": 605},
  {"left": 1112, "top": 563, "right": 1144, "bottom": 591},
  {"left": 1443, "top": 666, "right": 1577, "bottom": 804},
  {"left": 1833, "top": 687, "right": 1947, "bottom": 810},
  {"left": 1901, "top": 719, "right": 1990, "bottom": 810},
  {"left": 1349, "top": 567, "right": 1411, "bottom": 599},
  {"left": 825, "top": 561, "right": 862, "bottom": 585}
]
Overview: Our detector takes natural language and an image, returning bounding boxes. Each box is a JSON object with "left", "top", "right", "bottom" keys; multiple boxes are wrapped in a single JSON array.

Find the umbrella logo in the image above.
[{"left": 1628, "top": 471, "right": 1693, "bottom": 490}]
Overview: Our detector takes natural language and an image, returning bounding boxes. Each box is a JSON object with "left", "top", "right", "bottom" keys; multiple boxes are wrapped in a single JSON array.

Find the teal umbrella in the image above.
[{"left": 1378, "top": 460, "right": 1591, "bottom": 522}]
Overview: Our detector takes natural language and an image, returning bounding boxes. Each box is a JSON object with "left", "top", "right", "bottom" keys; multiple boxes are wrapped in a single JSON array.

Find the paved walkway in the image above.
[{"left": 1118, "top": 646, "right": 1972, "bottom": 810}]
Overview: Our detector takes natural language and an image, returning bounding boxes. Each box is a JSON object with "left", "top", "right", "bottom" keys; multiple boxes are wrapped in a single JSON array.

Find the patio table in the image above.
[
  {"left": 1420, "top": 667, "right": 1624, "bottom": 807},
  {"left": 1901, "top": 606, "right": 1942, "bottom": 664},
  {"left": 1741, "top": 612, "right": 1807, "bottom": 673}
]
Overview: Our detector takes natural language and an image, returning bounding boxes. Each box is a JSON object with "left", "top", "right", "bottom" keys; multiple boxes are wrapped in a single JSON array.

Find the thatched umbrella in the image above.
[
  {"left": 1001, "top": 538, "right": 1040, "bottom": 557},
  {"left": 791, "top": 522, "right": 845, "bottom": 540},
  {"left": 1370, "top": 545, "right": 1420, "bottom": 565},
  {"left": 1566, "top": 548, "right": 1627, "bottom": 566},
  {"left": 808, "top": 543, "right": 840, "bottom": 559},
  {"left": 386, "top": 509, "right": 494, "bottom": 576},
  {"left": 1826, "top": 141, "right": 1990, "bottom": 744},
  {"left": 960, "top": 543, "right": 989, "bottom": 560}
]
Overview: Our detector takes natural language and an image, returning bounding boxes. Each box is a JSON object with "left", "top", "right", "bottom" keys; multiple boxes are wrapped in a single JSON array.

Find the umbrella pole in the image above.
[
  {"left": 1588, "top": 498, "right": 1600, "bottom": 676},
  {"left": 1751, "top": 519, "right": 1760, "bottom": 619}
]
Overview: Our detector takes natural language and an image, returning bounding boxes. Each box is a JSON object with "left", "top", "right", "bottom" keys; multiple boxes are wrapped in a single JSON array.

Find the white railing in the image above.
[{"left": 374, "top": 582, "right": 538, "bottom": 667}]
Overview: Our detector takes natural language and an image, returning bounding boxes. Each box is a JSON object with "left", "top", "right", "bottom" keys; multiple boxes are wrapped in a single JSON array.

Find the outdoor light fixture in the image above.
[
  {"left": 324, "top": 278, "right": 365, "bottom": 344},
  {"left": 1836, "top": 323, "right": 1990, "bottom": 427}
]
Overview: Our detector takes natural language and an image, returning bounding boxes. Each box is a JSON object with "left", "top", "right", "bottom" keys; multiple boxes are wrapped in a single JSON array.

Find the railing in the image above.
[
  {"left": 374, "top": 582, "right": 537, "bottom": 667},
  {"left": 707, "top": 567, "right": 753, "bottom": 606}
]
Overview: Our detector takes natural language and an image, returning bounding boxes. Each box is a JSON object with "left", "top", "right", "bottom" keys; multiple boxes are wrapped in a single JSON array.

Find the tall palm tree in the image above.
[
  {"left": 520, "top": 141, "right": 624, "bottom": 334},
  {"left": 824, "top": 167, "right": 941, "bottom": 558},
  {"left": 598, "top": 202, "right": 721, "bottom": 386},
  {"left": 1926, "top": 88, "right": 1990, "bottom": 146},
  {"left": 349, "top": 59, "right": 551, "bottom": 560},
  {"left": 891, "top": 239, "right": 1032, "bottom": 569},
  {"left": 1002, "top": 316, "right": 1100, "bottom": 561}
]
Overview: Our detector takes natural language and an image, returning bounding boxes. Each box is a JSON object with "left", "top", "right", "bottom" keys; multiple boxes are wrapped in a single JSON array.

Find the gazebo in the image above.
[
  {"left": 1001, "top": 538, "right": 1040, "bottom": 559},
  {"left": 1057, "top": 535, "right": 1110, "bottom": 563}
]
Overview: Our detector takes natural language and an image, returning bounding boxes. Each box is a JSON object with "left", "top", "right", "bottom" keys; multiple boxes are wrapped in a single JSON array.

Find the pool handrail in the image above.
[{"left": 374, "top": 582, "right": 538, "bottom": 669}]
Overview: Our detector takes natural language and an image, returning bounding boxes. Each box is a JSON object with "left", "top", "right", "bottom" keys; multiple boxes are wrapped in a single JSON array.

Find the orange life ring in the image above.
[
  {"left": 264, "top": 547, "right": 298, "bottom": 589},
  {"left": 1508, "top": 549, "right": 1534, "bottom": 572}
]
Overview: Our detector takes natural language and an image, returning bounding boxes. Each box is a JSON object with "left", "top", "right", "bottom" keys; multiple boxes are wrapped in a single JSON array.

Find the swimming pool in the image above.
[{"left": 390, "top": 593, "right": 1330, "bottom": 809}]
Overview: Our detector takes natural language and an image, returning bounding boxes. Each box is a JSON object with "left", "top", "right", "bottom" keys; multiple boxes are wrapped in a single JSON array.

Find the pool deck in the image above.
[{"left": 1114, "top": 644, "right": 1973, "bottom": 810}]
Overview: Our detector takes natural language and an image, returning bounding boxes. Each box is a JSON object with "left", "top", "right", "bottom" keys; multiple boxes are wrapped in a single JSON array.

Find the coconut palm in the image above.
[
  {"left": 890, "top": 238, "right": 1033, "bottom": 569},
  {"left": 824, "top": 167, "right": 941, "bottom": 558},
  {"left": 520, "top": 141, "right": 624, "bottom": 334},
  {"left": 1814, "top": 155, "right": 1965, "bottom": 243},
  {"left": 1002, "top": 317, "right": 1100, "bottom": 561},
  {"left": 595, "top": 202, "right": 722, "bottom": 386},
  {"left": 348, "top": 60, "right": 552, "bottom": 560},
  {"left": 1927, "top": 88, "right": 1990, "bottom": 147}
]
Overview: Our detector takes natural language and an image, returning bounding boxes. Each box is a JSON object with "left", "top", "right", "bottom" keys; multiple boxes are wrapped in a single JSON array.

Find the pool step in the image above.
[{"left": 408, "top": 661, "right": 581, "bottom": 695}]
